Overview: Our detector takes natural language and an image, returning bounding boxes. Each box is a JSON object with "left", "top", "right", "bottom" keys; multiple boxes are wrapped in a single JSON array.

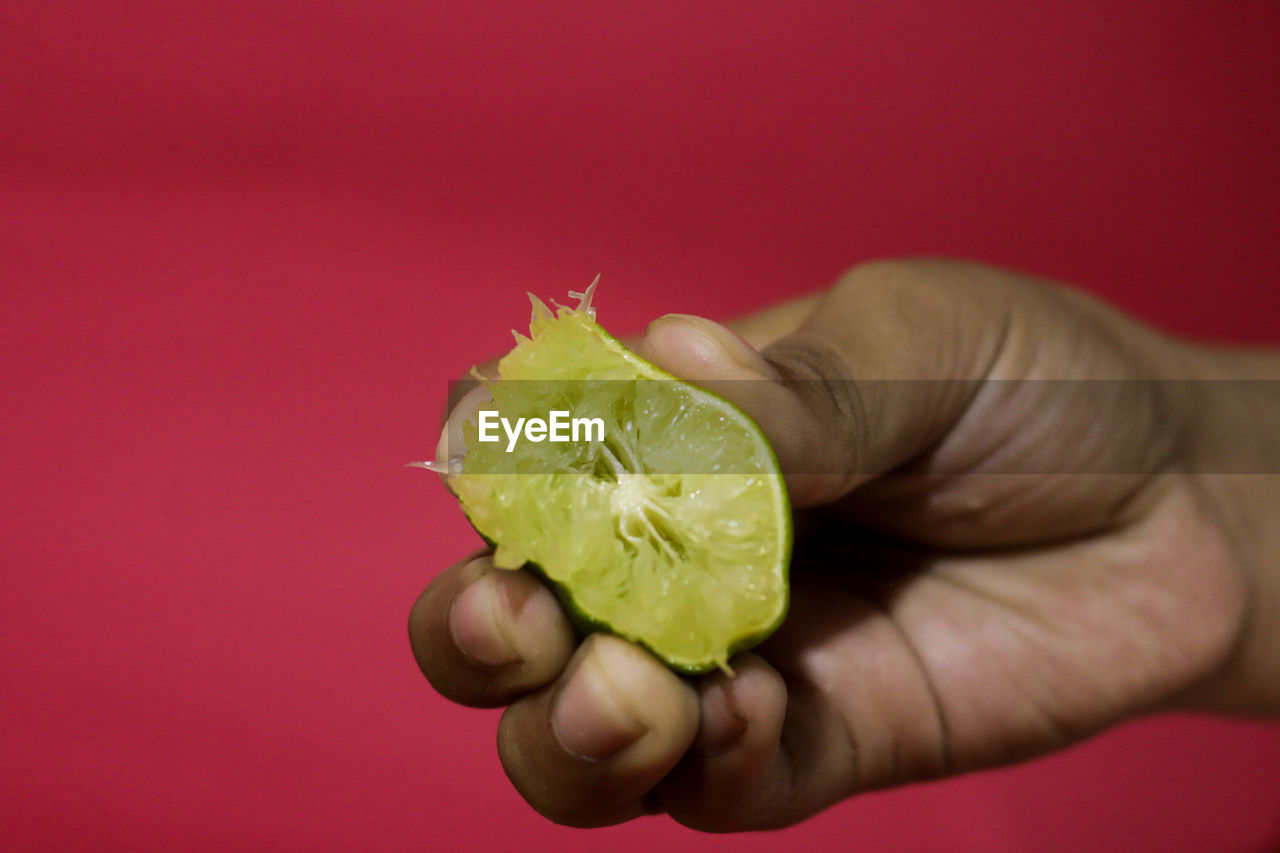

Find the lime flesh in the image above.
[{"left": 449, "top": 284, "right": 790, "bottom": 674}]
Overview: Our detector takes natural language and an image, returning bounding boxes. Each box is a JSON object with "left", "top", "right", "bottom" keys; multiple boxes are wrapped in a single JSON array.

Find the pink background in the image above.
[{"left": 3, "top": 1, "right": 1279, "bottom": 850}]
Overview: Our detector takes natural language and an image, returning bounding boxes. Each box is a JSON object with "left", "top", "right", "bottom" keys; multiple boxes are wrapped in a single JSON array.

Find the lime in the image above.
[{"left": 437, "top": 281, "right": 790, "bottom": 675}]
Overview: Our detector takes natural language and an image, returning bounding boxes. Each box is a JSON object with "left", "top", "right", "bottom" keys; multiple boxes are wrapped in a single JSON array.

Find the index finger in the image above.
[{"left": 410, "top": 552, "right": 577, "bottom": 708}]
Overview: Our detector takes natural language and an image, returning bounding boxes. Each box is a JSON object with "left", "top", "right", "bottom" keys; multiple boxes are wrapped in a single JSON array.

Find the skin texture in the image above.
[{"left": 409, "top": 259, "right": 1280, "bottom": 831}]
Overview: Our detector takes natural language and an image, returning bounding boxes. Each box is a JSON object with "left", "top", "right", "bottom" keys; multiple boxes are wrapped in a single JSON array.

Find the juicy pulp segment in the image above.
[{"left": 450, "top": 288, "right": 789, "bottom": 673}]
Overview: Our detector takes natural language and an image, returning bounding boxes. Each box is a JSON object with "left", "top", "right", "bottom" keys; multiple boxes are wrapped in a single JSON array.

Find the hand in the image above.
[{"left": 409, "top": 259, "right": 1278, "bottom": 830}]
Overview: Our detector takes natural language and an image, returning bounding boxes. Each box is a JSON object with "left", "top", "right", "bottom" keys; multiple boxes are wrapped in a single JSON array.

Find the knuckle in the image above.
[
  {"left": 835, "top": 258, "right": 926, "bottom": 293},
  {"left": 760, "top": 333, "right": 867, "bottom": 475}
]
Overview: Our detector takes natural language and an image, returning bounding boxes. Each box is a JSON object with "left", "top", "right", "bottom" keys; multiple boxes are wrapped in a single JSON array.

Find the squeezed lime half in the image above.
[{"left": 440, "top": 282, "right": 790, "bottom": 675}]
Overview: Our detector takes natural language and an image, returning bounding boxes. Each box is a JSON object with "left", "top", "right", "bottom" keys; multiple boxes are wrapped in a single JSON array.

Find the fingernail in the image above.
[
  {"left": 644, "top": 314, "right": 775, "bottom": 377},
  {"left": 430, "top": 425, "right": 459, "bottom": 476},
  {"left": 436, "top": 386, "right": 494, "bottom": 477},
  {"left": 552, "top": 645, "right": 646, "bottom": 762},
  {"left": 435, "top": 421, "right": 465, "bottom": 477},
  {"left": 449, "top": 573, "right": 522, "bottom": 668},
  {"left": 696, "top": 679, "right": 748, "bottom": 757}
]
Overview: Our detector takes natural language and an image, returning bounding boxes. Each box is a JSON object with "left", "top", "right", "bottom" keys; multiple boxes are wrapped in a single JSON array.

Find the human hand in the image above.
[{"left": 409, "top": 260, "right": 1277, "bottom": 830}]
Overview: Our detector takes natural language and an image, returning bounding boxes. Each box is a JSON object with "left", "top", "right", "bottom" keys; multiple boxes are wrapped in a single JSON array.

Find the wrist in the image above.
[{"left": 1177, "top": 344, "right": 1280, "bottom": 714}]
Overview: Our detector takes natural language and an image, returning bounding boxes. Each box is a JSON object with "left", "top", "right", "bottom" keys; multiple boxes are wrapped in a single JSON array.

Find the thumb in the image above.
[
  {"left": 637, "top": 262, "right": 1011, "bottom": 506},
  {"left": 636, "top": 312, "right": 853, "bottom": 507}
]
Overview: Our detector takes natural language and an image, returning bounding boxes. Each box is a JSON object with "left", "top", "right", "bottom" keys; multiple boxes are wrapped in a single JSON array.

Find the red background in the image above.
[{"left": 3, "top": 2, "right": 1279, "bottom": 850}]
